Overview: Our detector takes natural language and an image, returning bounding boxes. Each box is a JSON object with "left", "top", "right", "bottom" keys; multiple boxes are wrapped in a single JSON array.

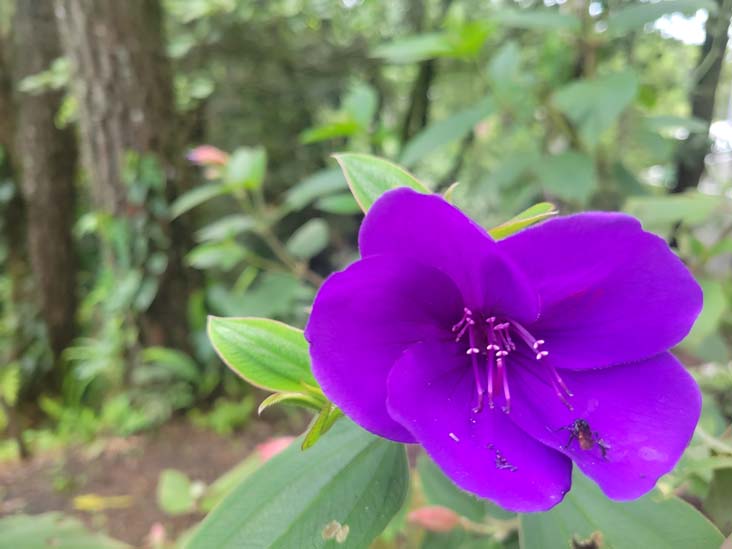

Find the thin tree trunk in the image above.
[
  {"left": 13, "top": 1, "right": 78, "bottom": 381},
  {"left": 55, "top": 0, "right": 195, "bottom": 352},
  {"left": 672, "top": 0, "right": 732, "bottom": 193}
]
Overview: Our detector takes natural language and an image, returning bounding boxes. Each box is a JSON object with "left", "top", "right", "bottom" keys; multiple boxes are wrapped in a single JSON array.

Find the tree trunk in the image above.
[
  {"left": 672, "top": 0, "right": 732, "bottom": 193},
  {"left": 13, "top": 1, "right": 78, "bottom": 379},
  {"left": 55, "top": 0, "right": 194, "bottom": 351}
]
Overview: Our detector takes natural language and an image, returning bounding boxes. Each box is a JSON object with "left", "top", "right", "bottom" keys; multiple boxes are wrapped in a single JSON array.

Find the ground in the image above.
[{"left": 0, "top": 418, "right": 298, "bottom": 546}]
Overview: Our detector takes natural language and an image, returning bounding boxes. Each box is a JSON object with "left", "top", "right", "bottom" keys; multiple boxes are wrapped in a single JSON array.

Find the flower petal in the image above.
[
  {"left": 359, "top": 188, "right": 538, "bottom": 323},
  {"left": 386, "top": 341, "right": 572, "bottom": 512},
  {"left": 306, "top": 255, "right": 463, "bottom": 442},
  {"left": 508, "top": 352, "right": 701, "bottom": 500},
  {"left": 498, "top": 212, "right": 702, "bottom": 369}
]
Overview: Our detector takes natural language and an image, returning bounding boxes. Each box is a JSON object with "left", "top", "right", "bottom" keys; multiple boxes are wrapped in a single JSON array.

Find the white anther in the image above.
[
  {"left": 532, "top": 339, "right": 545, "bottom": 349},
  {"left": 536, "top": 351, "right": 549, "bottom": 360},
  {"left": 466, "top": 347, "right": 480, "bottom": 355},
  {"left": 486, "top": 344, "right": 500, "bottom": 351},
  {"left": 449, "top": 432, "right": 460, "bottom": 442},
  {"left": 496, "top": 350, "right": 509, "bottom": 357}
]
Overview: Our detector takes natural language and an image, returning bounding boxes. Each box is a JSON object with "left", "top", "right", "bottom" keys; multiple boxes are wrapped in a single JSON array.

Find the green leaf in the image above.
[
  {"left": 200, "top": 453, "right": 265, "bottom": 512},
  {"left": 195, "top": 214, "right": 255, "bottom": 242},
  {"left": 315, "top": 193, "right": 361, "bottom": 215},
  {"left": 225, "top": 146, "right": 267, "bottom": 190},
  {"left": 286, "top": 218, "right": 329, "bottom": 259},
  {"left": 400, "top": 98, "right": 494, "bottom": 168},
  {"left": 170, "top": 183, "right": 228, "bottom": 218},
  {"left": 417, "top": 454, "right": 514, "bottom": 522},
  {"left": 623, "top": 192, "right": 723, "bottom": 231},
  {"left": 704, "top": 468, "right": 732, "bottom": 535},
  {"left": 492, "top": 8, "right": 581, "bottom": 31},
  {"left": 157, "top": 469, "right": 196, "bottom": 516},
  {"left": 185, "top": 420, "right": 409, "bottom": 549},
  {"left": 258, "top": 391, "right": 325, "bottom": 415},
  {"left": 300, "top": 119, "right": 361, "bottom": 144},
  {"left": 553, "top": 70, "right": 639, "bottom": 148},
  {"left": 0, "top": 512, "right": 129, "bottom": 548},
  {"left": 334, "top": 153, "right": 430, "bottom": 212},
  {"left": 607, "top": 0, "right": 718, "bottom": 36},
  {"left": 207, "top": 316, "right": 317, "bottom": 392},
  {"left": 519, "top": 471, "right": 723, "bottom": 549},
  {"left": 488, "top": 202, "right": 558, "bottom": 240},
  {"left": 536, "top": 151, "right": 597, "bottom": 203},
  {"left": 372, "top": 33, "right": 452, "bottom": 63},
  {"left": 186, "top": 240, "right": 247, "bottom": 270},
  {"left": 644, "top": 115, "right": 709, "bottom": 134},
  {"left": 682, "top": 278, "right": 727, "bottom": 351},
  {"left": 302, "top": 403, "right": 343, "bottom": 450},
  {"left": 343, "top": 81, "right": 378, "bottom": 129},
  {"left": 142, "top": 346, "right": 200, "bottom": 384},
  {"left": 284, "top": 168, "right": 348, "bottom": 211}
]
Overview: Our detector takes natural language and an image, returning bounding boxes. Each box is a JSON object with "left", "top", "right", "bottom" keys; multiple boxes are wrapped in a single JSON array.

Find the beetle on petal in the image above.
[{"left": 305, "top": 188, "right": 702, "bottom": 512}]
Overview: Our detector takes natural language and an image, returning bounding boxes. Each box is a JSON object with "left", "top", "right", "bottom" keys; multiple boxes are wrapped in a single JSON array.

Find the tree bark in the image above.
[
  {"left": 13, "top": 1, "right": 78, "bottom": 376},
  {"left": 672, "top": 0, "right": 732, "bottom": 193},
  {"left": 55, "top": 0, "right": 195, "bottom": 351}
]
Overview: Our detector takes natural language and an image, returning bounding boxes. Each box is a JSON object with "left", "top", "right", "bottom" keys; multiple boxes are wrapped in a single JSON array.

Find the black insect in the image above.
[{"left": 556, "top": 419, "right": 610, "bottom": 460}]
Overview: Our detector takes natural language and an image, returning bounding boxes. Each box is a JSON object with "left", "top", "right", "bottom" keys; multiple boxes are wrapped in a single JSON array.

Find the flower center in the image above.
[{"left": 452, "top": 308, "right": 573, "bottom": 414}]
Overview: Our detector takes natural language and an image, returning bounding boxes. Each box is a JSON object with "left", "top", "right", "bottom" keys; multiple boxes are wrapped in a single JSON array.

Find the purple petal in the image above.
[
  {"left": 386, "top": 341, "right": 572, "bottom": 511},
  {"left": 359, "top": 188, "right": 538, "bottom": 324},
  {"left": 508, "top": 352, "right": 701, "bottom": 500},
  {"left": 498, "top": 212, "right": 702, "bottom": 369},
  {"left": 306, "top": 255, "right": 463, "bottom": 442}
]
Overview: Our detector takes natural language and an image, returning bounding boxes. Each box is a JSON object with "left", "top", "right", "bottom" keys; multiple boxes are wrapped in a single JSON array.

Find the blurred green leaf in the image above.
[
  {"left": 682, "top": 278, "right": 726, "bottom": 351},
  {"left": 334, "top": 153, "right": 430, "bottom": 212},
  {"left": 170, "top": 183, "right": 228, "bottom": 219},
  {"left": 607, "top": 0, "right": 718, "bottom": 36},
  {"left": 185, "top": 420, "right": 408, "bottom": 549},
  {"left": 315, "top": 193, "right": 361, "bottom": 215},
  {"left": 225, "top": 146, "right": 267, "bottom": 190},
  {"left": 400, "top": 97, "right": 494, "bottom": 168},
  {"left": 186, "top": 240, "right": 247, "bottom": 270},
  {"left": 284, "top": 168, "right": 348, "bottom": 211},
  {"left": 488, "top": 202, "right": 558, "bottom": 240},
  {"left": 704, "top": 468, "right": 732, "bottom": 535},
  {"left": 207, "top": 316, "right": 317, "bottom": 392},
  {"left": 536, "top": 151, "right": 597, "bottom": 203},
  {"left": 645, "top": 115, "right": 709, "bottom": 134},
  {"left": 492, "top": 8, "right": 580, "bottom": 31},
  {"left": 343, "top": 81, "right": 378, "bottom": 129},
  {"left": 157, "top": 469, "right": 196, "bottom": 516},
  {"left": 623, "top": 192, "right": 723, "bottom": 231},
  {"left": 553, "top": 70, "right": 639, "bottom": 147},
  {"left": 300, "top": 119, "right": 360, "bottom": 144},
  {"left": 0, "top": 513, "right": 128, "bottom": 548},
  {"left": 372, "top": 33, "right": 452, "bottom": 63},
  {"left": 142, "top": 346, "right": 200, "bottom": 385},
  {"left": 519, "top": 471, "right": 723, "bottom": 548},
  {"left": 195, "top": 214, "right": 255, "bottom": 242},
  {"left": 286, "top": 218, "right": 329, "bottom": 260}
]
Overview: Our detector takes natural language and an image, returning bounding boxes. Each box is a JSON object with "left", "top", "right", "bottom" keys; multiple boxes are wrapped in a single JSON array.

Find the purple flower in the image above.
[{"left": 305, "top": 188, "right": 703, "bottom": 512}]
